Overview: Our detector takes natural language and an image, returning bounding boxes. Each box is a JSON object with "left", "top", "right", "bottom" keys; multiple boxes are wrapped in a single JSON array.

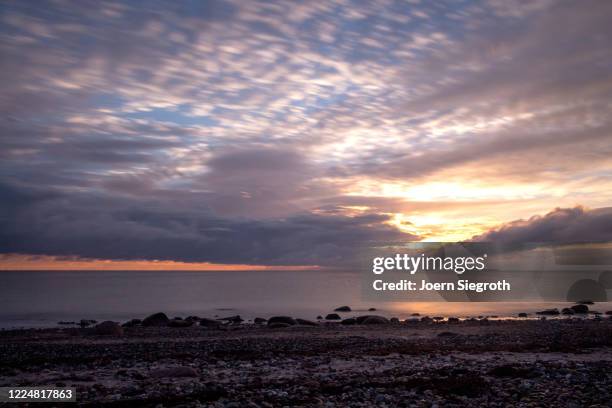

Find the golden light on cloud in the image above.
[{"left": 0, "top": 254, "right": 318, "bottom": 271}]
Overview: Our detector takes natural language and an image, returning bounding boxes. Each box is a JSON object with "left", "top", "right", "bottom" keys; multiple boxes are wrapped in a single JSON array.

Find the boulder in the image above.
[
  {"left": 390, "top": 317, "right": 400, "bottom": 324},
  {"left": 168, "top": 319, "right": 193, "bottom": 328},
  {"left": 570, "top": 304, "right": 589, "bottom": 314},
  {"left": 268, "top": 316, "right": 297, "bottom": 326},
  {"left": 122, "top": 319, "right": 142, "bottom": 327},
  {"left": 448, "top": 317, "right": 460, "bottom": 323},
  {"left": 334, "top": 306, "right": 351, "bottom": 312},
  {"left": 433, "top": 316, "right": 444, "bottom": 321},
  {"left": 561, "top": 308, "right": 575, "bottom": 315},
  {"left": 150, "top": 366, "right": 198, "bottom": 378},
  {"left": 268, "top": 322, "right": 292, "bottom": 329},
  {"left": 368, "top": 308, "right": 377, "bottom": 311},
  {"left": 142, "top": 312, "right": 169, "bottom": 327},
  {"left": 79, "top": 319, "right": 97, "bottom": 327},
  {"left": 606, "top": 311, "right": 612, "bottom": 315},
  {"left": 94, "top": 321, "right": 124, "bottom": 336},
  {"left": 325, "top": 313, "right": 341, "bottom": 320},
  {"left": 254, "top": 317, "right": 267, "bottom": 324},
  {"left": 411, "top": 313, "right": 420, "bottom": 316},
  {"left": 536, "top": 309, "right": 560, "bottom": 316},
  {"left": 356, "top": 315, "right": 389, "bottom": 325},
  {"left": 295, "top": 318, "right": 318, "bottom": 326},
  {"left": 518, "top": 313, "right": 528, "bottom": 318},
  {"left": 341, "top": 317, "right": 357, "bottom": 325},
  {"left": 316, "top": 315, "right": 323, "bottom": 320},
  {"left": 420, "top": 316, "right": 433, "bottom": 323},
  {"left": 200, "top": 318, "right": 221, "bottom": 328},
  {"left": 217, "top": 315, "right": 243, "bottom": 324}
]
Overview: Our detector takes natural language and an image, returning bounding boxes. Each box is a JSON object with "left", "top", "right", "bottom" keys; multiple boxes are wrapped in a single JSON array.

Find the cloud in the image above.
[
  {"left": 473, "top": 207, "right": 612, "bottom": 247},
  {"left": 0, "top": 182, "right": 416, "bottom": 266}
]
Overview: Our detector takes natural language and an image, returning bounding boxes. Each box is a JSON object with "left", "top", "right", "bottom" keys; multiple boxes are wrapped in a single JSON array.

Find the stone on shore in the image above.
[
  {"left": 334, "top": 306, "right": 351, "bottom": 312},
  {"left": 122, "top": 318, "right": 142, "bottom": 327},
  {"left": 356, "top": 315, "right": 389, "bottom": 325},
  {"left": 296, "top": 318, "right": 318, "bottom": 326},
  {"left": 142, "top": 312, "right": 170, "bottom": 327},
  {"left": 200, "top": 318, "right": 221, "bottom": 328},
  {"left": 536, "top": 309, "right": 560, "bottom": 316},
  {"left": 94, "top": 321, "right": 124, "bottom": 336},
  {"left": 518, "top": 313, "right": 528, "bottom": 318},
  {"left": 325, "top": 313, "right": 341, "bottom": 320},
  {"left": 341, "top": 317, "right": 357, "bottom": 325},
  {"left": 268, "top": 316, "right": 297, "bottom": 326},
  {"left": 168, "top": 318, "right": 193, "bottom": 327}
]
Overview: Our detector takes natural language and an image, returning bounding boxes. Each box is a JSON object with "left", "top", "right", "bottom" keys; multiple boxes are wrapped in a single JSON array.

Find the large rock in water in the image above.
[
  {"left": 325, "top": 313, "right": 341, "bottom": 320},
  {"left": 334, "top": 306, "right": 351, "bottom": 312},
  {"left": 94, "top": 321, "right": 124, "bottom": 336},
  {"left": 570, "top": 304, "right": 589, "bottom": 314},
  {"left": 142, "top": 312, "right": 169, "bottom": 327},
  {"left": 267, "top": 316, "right": 297, "bottom": 326}
]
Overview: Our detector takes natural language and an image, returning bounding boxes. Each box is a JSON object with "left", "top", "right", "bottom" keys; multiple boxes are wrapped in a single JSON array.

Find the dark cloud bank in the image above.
[{"left": 0, "top": 182, "right": 414, "bottom": 266}]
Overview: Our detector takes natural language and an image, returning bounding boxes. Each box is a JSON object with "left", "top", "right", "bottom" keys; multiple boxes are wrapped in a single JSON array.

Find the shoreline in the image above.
[{"left": 1, "top": 318, "right": 611, "bottom": 407}]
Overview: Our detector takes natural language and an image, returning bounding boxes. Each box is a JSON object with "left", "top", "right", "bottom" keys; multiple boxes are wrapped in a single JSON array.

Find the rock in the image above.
[
  {"left": 421, "top": 316, "right": 433, "bottom": 323},
  {"left": 199, "top": 318, "right": 221, "bottom": 328},
  {"left": 254, "top": 317, "right": 267, "bottom": 324},
  {"left": 94, "top": 321, "right": 124, "bottom": 336},
  {"left": 606, "top": 311, "right": 612, "bottom": 315},
  {"left": 316, "top": 315, "right": 323, "bottom": 320},
  {"left": 536, "top": 309, "right": 560, "bottom": 316},
  {"left": 437, "top": 331, "right": 459, "bottom": 337},
  {"left": 325, "top": 313, "right": 341, "bottom": 320},
  {"left": 168, "top": 318, "right": 193, "bottom": 327},
  {"left": 334, "top": 306, "right": 351, "bottom": 312},
  {"left": 149, "top": 366, "right": 198, "bottom": 378},
  {"left": 518, "top": 313, "right": 528, "bottom": 318},
  {"left": 448, "top": 317, "right": 460, "bottom": 323},
  {"left": 341, "top": 317, "right": 357, "bottom": 325},
  {"left": 368, "top": 308, "right": 377, "bottom": 311},
  {"left": 570, "top": 304, "right": 589, "bottom": 314},
  {"left": 357, "top": 315, "right": 389, "bottom": 325},
  {"left": 268, "top": 316, "right": 297, "bottom": 326},
  {"left": 142, "top": 312, "right": 169, "bottom": 327},
  {"left": 217, "top": 315, "right": 243, "bottom": 324},
  {"left": 411, "top": 313, "right": 420, "bottom": 316},
  {"left": 122, "top": 319, "right": 142, "bottom": 327},
  {"left": 389, "top": 317, "right": 400, "bottom": 324},
  {"left": 268, "top": 322, "right": 292, "bottom": 329},
  {"left": 433, "top": 316, "right": 444, "bottom": 321},
  {"left": 295, "top": 318, "right": 318, "bottom": 326},
  {"left": 562, "top": 308, "right": 575, "bottom": 315},
  {"left": 79, "top": 319, "right": 97, "bottom": 327}
]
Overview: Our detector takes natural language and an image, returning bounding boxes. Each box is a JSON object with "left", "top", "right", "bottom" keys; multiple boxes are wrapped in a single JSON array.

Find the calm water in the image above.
[{"left": 0, "top": 270, "right": 609, "bottom": 328}]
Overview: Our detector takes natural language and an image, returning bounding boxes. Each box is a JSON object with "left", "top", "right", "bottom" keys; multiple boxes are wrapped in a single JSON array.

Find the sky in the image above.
[{"left": 1, "top": 0, "right": 611, "bottom": 270}]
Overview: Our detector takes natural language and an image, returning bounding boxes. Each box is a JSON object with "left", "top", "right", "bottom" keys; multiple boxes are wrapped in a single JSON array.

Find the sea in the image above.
[{"left": 1, "top": 270, "right": 609, "bottom": 328}]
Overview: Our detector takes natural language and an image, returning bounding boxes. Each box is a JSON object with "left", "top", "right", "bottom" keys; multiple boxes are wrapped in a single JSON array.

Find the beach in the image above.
[{"left": 1, "top": 317, "right": 611, "bottom": 407}]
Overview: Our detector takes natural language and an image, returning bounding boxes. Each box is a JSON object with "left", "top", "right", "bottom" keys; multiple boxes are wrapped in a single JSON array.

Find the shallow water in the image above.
[{"left": 0, "top": 270, "right": 609, "bottom": 328}]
